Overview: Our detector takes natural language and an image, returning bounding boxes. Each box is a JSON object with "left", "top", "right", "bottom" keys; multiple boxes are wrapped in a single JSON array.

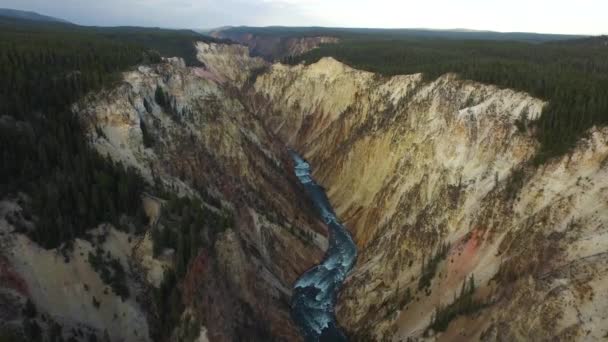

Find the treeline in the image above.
[
  {"left": 0, "top": 23, "right": 154, "bottom": 248},
  {"left": 289, "top": 38, "right": 608, "bottom": 161}
]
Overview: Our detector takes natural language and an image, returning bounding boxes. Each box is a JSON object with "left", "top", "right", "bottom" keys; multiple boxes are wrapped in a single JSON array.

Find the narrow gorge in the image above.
[{"left": 198, "top": 42, "right": 608, "bottom": 340}]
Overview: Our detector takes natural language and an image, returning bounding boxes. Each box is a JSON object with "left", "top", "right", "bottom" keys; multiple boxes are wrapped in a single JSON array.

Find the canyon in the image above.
[
  {"left": 201, "top": 43, "right": 608, "bottom": 340},
  {"left": 2, "top": 39, "right": 608, "bottom": 342}
]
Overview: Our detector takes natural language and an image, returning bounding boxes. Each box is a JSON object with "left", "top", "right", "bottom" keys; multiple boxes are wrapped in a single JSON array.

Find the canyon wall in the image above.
[
  {"left": 201, "top": 43, "right": 608, "bottom": 341},
  {"left": 0, "top": 55, "right": 326, "bottom": 341},
  {"left": 76, "top": 56, "right": 330, "bottom": 341}
]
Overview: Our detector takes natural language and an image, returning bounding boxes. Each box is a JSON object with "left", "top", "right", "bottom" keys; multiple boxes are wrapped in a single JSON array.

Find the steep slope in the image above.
[
  {"left": 200, "top": 43, "right": 608, "bottom": 341},
  {"left": 0, "top": 56, "right": 326, "bottom": 341}
]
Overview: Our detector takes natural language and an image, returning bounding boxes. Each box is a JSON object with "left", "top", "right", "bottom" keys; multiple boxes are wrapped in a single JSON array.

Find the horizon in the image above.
[
  {"left": 2, "top": 0, "right": 607, "bottom": 36},
  {"left": 201, "top": 25, "right": 602, "bottom": 37}
]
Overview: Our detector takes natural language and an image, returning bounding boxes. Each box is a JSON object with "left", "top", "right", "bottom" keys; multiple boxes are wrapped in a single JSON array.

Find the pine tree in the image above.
[{"left": 155, "top": 86, "right": 166, "bottom": 107}]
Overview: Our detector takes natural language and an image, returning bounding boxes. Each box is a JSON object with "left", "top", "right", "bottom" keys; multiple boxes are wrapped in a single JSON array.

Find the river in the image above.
[{"left": 289, "top": 151, "right": 358, "bottom": 341}]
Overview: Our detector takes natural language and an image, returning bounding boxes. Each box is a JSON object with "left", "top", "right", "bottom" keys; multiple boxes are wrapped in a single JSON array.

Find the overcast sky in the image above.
[{"left": 4, "top": 0, "right": 607, "bottom": 35}]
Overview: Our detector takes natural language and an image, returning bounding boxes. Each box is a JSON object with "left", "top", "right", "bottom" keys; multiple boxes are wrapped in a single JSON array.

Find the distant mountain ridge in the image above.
[
  {"left": 213, "top": 26, "right": 587, "bottom": 43},
  {"left": 0, "top": 8, "right": 71, "bottom": 24}
]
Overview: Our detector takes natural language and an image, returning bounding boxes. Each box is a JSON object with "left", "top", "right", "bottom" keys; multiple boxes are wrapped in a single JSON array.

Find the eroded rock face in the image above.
[
  {"left": 76, "top": 57, "right": 328, "bottom": 341},
  {"left": 195, "top": 42, "right": 267, "bottom": 86},
  {"left": 197, "top": 44, "right": 608, "bottom": 341},
  {"left": 0, "top": 53, "right": 326, "bottom": 341}
]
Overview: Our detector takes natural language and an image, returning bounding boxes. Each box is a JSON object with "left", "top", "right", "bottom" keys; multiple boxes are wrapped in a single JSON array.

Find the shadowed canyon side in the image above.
[
  {"left": 197, "top": 42, "right": 608, "bottom": 341},
  {"left": 290, "top": 152, "right": 357, "bottom": 341},
  {"left": 75, "top": 58, "right": 330, "bottom": 341},
  {"left": 0, "top": 54, "right": 327, "bottom": 341}
]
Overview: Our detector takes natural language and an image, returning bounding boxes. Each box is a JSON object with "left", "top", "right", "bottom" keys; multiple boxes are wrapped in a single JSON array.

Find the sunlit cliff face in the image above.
[{"left": 198, "top": 42, "right": 608, "bottom": 341}]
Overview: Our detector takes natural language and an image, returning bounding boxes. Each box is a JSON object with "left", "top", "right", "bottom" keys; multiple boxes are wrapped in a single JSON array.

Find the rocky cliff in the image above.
[{"left": 200, "top": 43, "right": 608, "bottom": 341}]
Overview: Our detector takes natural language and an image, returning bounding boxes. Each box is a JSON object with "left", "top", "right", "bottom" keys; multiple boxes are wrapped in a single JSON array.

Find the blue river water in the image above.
[{"left": 289, "top": 151, "right": 358, "bottom": 342}]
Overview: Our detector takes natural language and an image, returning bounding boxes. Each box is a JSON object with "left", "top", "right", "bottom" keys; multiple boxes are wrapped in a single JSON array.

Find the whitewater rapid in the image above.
[{"left": 290, "top": 151, "right": 358, "bottom": 341}]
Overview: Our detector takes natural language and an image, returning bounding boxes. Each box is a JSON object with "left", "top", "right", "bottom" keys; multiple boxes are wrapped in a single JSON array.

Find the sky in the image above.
[{"left": 3, "top": 0, "right": 607, "bottom": 35}]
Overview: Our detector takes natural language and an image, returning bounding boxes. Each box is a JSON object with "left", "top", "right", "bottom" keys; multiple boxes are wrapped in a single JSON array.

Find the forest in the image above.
[{"left": 287, "top": 37, "right": 608, "bottom": 161}]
